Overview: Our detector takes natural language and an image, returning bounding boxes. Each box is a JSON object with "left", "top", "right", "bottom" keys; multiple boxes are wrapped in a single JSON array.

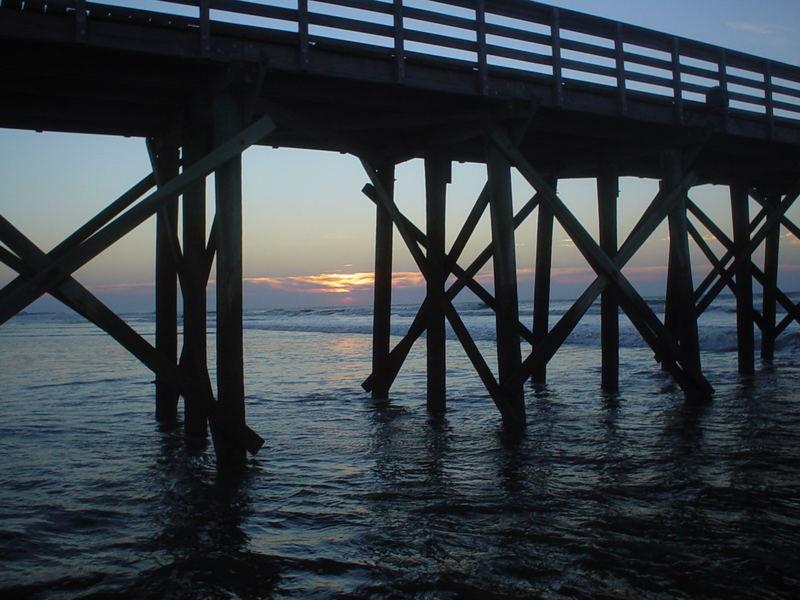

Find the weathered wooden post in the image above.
[
  {"left": 152, "top": 139, "right": 180, "bottom": 423},
  {"left": 532, "top": 177, "right": 555, "bottom": 386},
  {"left": 425, "top": 152, "right": 450, "bottom": 413},
  {"left": 730, "top": 183, "right": 755, "bottom": 374},
  {"left": 487, "top": 139, "right": 524, "bottom": 421},
  {"left": 371, "top": 163, "right": 395, "bottom": 399},
  {"left": 598, "top": 163, "right": 619, "bottom": 392},
  {"left": 181, "top": 127, "right": 211, "bottom": 440},
  {"left": 213, "top": 93, "right": 247, "bottom": 465},
  {"left": 761, "top": 193, "right": 781, "bottom": 362},
  {"left": 663, "top": 149, "right": 702, "bottom": 376}
]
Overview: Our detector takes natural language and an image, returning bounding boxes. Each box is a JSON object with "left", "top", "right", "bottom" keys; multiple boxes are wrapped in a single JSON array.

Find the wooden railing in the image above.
[{"left": 5, "top": 0, "right": 800, "bottom": 127}]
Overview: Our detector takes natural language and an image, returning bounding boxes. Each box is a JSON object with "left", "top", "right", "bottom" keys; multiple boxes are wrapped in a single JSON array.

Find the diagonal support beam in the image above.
[
  {"left": 360, "top": 188, "right": 541, "bottom": 393},
  {"left": 694, "top": 181, "right": 800, "bottom": 311},
  {"left": 0, "top": 215, "right": 176, "bottom": 386},
  {"left": 0, "top": 174, "right": 155, "bottom": 305},
  {"left": 0, "top": 214, "right": 264, "bottom": 455},
  {"left": 0, "top": 113, "right": 276, "bottom": 326},
  {"left": 490, "top": 127, "right": 713, "bottom": 398}
]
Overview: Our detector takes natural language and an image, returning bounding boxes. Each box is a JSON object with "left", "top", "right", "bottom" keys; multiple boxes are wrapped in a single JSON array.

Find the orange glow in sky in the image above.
[{"left": 246, "top": 272, "right": 426, "bottom": 294}]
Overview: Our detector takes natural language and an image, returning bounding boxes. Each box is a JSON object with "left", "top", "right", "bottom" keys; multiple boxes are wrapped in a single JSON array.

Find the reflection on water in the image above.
[{"left": 1, "top": 327, "right": 799, "bottom": 598}]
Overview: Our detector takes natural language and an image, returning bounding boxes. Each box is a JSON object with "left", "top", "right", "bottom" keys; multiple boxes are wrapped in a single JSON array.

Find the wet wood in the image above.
[
  {"left": 663, "top": 149, "right": 701, "bottom": 377},
  {"left": 151, "top": 139, "right": 181, "bottom": 422},
  {"left": 181, "top": 128, "right": 211, "bottom": 440},
  {"left": 761, "top": 193, "right": 780, "bottom": 361},
  {"left": 425, "top": 153, "right": 449, "bottom": 413},
  {"left": 532, "top": 179, "right": 554, "bottom": 385},
  {"left": 597, "top": 164, "right": 619, "bottom": 392},
  {"left": 487, "top": 137, "right": 525, "bottom": 422},
  {"left": 730, "top": 183, "right": 755, "bottom": 374},
  {"left": 213, "top": 94, "right": 247, "bottom": 466},
  {"left": 371, "top": 163, "right": 395, "bottom": 399}
]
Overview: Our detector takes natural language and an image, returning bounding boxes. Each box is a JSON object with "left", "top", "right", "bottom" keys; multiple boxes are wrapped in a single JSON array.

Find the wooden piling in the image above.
[
  {"left": 152, "top": 140, "right": 180, "bottom": 423},
  {"left": 663, "top": 150, "right": 702, "bottom": 377},
  {"left": 761, "top": 193, "right": 781, "bottom": 362},
  {"left": 730, "top": 184, "right": 755, "bottom": 374},
  {"left": 425, "top": 153, "right": 449, "bottom": 413},
  {"left": 487, "top": 140, "right": 524, "bottom": 422},
  {"left": 213, "top": 94, "right": 247, "bottom": 466},
  {"left": 181, "top": 129, "right": 211, "bottom": 440},
  {"left": 532, "top": 178, "right": 555, "bottom": 386},
  {"left": 597, "top": 164, "right": 619, "bottom": 392},
  {"left": 371, "top": 163, "right": 394, "bottom": 399}
]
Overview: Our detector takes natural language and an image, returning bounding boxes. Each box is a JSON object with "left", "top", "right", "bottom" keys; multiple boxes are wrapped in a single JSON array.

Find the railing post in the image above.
[
  {"left": 298, "top": 0, "right": 310, "bottom": 68},
  {"left": 75, "top": 0, "right": 87, "bottom": 42},
  {"left": 550, "top": 7, "right": 563, "bottom": 106},
  {"left": 671, "top": 37, "right": 684, "bottom": 125},
  {"left": 718, "top": 48, "right": 730, "bottom": 130},
  {"left": 199, "top": 0, "right": 210, "bottom": 57},
  {"left": 393, "top": 0, "right": 405, "bottom": 82},
  {"left": 764, "top": 60, "right": 775, "bottom": 140},
  {"left": 476, "top": 0, "right": 488, "bottom": 95},
  {"left": 614, "top": 22, "right": 627, "bottom": 115}
]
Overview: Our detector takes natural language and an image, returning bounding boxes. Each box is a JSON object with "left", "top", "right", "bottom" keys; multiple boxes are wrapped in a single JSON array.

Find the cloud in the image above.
[
  {"left": 244, "top": 271, "right": 426, "bottom": 294},
  {"left": 727, "top": 21, "right": 773, "bottom": 35}
]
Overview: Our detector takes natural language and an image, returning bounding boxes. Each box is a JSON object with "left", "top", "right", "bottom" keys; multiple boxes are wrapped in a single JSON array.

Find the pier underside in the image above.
[{"left": 1, "top": 4, "right": 799, "bottom": 467}]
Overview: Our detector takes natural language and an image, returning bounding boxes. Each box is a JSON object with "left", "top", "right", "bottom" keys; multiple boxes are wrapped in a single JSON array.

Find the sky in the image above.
[{"left": 1, "top": 0, "right": 799, "bottom": 313}]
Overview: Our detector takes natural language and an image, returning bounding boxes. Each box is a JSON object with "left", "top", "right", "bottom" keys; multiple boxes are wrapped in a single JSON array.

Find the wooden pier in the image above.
[{"left": 1, "top": 0, "right": 799, "bottom": 467}]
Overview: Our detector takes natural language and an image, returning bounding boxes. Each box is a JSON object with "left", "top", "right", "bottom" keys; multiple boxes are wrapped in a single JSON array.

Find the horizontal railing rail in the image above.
[{"left": 3, "top": 0, "right": 800, "bottom": 129}]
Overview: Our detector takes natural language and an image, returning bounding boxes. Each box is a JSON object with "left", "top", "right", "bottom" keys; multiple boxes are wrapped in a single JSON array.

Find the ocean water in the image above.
[{"left": 1, "top": 297, "right": 799, "bottom": 599}]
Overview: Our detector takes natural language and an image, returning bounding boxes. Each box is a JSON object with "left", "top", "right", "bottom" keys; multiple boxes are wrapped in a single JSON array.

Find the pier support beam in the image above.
[
  {"left": 425, "top": 153, "right": 450, "bottom": 413},
  {"left": 371, "top": 163, "right": 394, "bottom": 399},
  {"left": 730, "top": 183, "right": 755, "bottom": 374},
  {"left": 152, "top": 140, "right": 180, "bottom": 423},
  {"left": 213, "top": 94, "right": 247, "bottom": 466},
  {"left": 532, "top": 177, "right": 555, "bottom": 386},
  {"left": 663, "top": 150, "right": 702, "bottom": 377},
  {"left": 761, "top": 193, "right": 781, "bottom": 362},
  {"left": 598, "top": 164, "right": 619, "bottom": 393},
  {"left": 181, "top": 128, "right": 211, "bottom": 440},
  {"left": 487, "top": 140, "right": 524, "bottom": 422}
]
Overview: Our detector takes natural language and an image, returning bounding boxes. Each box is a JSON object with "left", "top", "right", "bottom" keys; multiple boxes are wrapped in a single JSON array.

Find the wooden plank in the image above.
[
  {"left": 199, "top": 0, "right": 210, "bottom": 57},
  {"left": 730, "top": 183, "right": 755, "bottom": 374},
  {"left": 551, "top": 7, "right": 563, "bottom": 105},
  {"left": 0, "top": 112, "right": 276, "bottom": 326},
  {"left": 393, "top": 0, "right": 404, "bottom": 82},
  {"left": 761, "top": 193, "right": 780, "bottom": 360},
  {"left": 614, "top": 23, "right": 627, "bottom": 115},
  {"left": 598, "top": 163, "right": 619, "bottom": 392},
  {"left": 663, "top": 150, "right": 702, "bottom": 376},
  {"left": 487, "top": 138, "right": 524, "bottom": 418},
  {"left": 151, "top": 139, "right": 181, "bottom": 423},
  {"left": 476, "top": 0, "right": 488, "bottom": 95},
  {"left": 181, "top": 127, "right": 211, "bottom": 440},
  {"left": 532, "top": 178, "right": 554, "bottom": 385},
  {"left": 213, "top": 93, "right": 247, "bottom": 467},
  {"left": 372, "top": 163, "right": 394, "bottom": 399},
  {"left": 425, "top": 153, "right": 449, "bottom": 413}
]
